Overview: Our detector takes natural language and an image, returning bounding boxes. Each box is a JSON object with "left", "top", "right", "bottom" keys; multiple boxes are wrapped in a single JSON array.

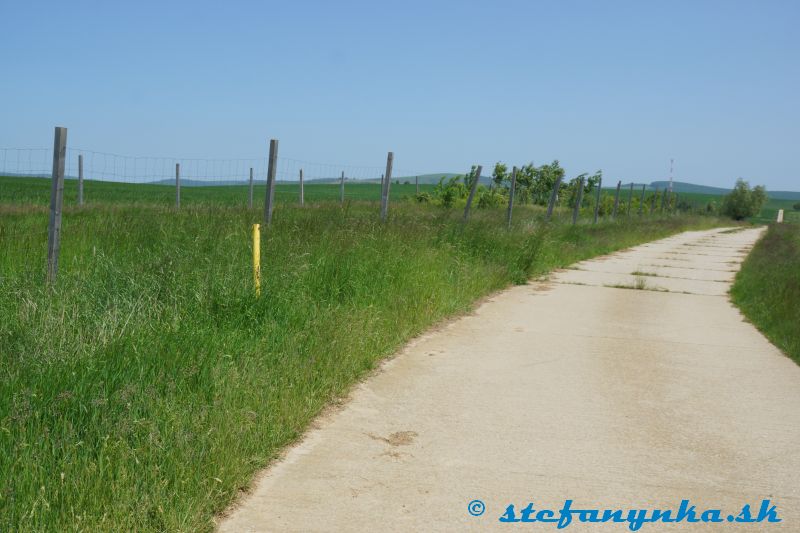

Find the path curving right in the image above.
[{"left": 219, "top": 226, "right": 800, "bottom": 532}]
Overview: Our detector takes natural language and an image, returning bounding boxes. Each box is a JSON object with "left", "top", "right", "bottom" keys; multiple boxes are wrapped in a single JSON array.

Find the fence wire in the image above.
[{"left": 0, "top": 147, "right": 422, "bottom": 187}]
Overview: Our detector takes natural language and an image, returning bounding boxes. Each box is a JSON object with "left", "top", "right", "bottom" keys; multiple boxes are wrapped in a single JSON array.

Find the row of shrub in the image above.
[
  {"left": 414, "top": 162, "right": 677, "bottom": 215},
  {"left": 412, "top": 164, "right": 774, "bottom": 221}
]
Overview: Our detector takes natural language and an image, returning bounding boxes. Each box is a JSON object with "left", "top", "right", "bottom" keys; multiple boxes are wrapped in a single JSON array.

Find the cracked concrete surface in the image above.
[{"left": 219, "top": 226, "right": 800, "bottom": 532}]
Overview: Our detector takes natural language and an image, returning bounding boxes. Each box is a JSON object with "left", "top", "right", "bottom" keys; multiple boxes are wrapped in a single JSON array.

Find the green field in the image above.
[
  {"left": 6, "top": 174, "right": 797, "bottom": 224},
  {"left": 750, "top": 197, "right": 800, "bottom": 224},
  {"left": 603, "top": 187, "right": 800, "bottom": 224},
  {"left": 0, "top": 176, "right": 741, "bottom": 531},
  {"left": 0, "top": 175, "right": 433, "bottom": 206},
  {"left": 731, "top": 222, "right": 800, "bottom": 365}
]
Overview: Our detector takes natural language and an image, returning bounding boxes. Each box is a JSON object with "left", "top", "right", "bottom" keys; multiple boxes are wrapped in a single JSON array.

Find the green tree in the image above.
[
  {"left": 514, "top": 164, "right": 535, "bottom": 204},
  {"left": 492, "top": 162, "right": 509, "bottom": 189},
  {"left": 477, "top": 187, "right": 506, "bottom": 208},
  {"left": 511, "top": 160, "right": 566, "bottom": 205},
  {"left": 564, "top": 170, "right": 602, "bottom": 208},
  {"left": 464, "top": 165, "right": 481, "bottom": 191},
  {"left": 721, "top": 179, "right": 768, "bottom": 220},
  {"left": 532, "top": 161, "right": 567, "bottom": 205},
  {"left": 432, "top": 175, "right": 467, "bottom": 208}
]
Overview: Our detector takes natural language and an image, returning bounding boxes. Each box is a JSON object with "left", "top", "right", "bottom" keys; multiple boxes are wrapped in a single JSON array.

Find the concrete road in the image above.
[{"left": 219, "top": 227, "right": 800, "bottom": 532}]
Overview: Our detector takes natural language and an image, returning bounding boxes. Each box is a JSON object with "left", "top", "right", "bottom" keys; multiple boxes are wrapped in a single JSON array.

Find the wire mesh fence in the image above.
[
  {"left": 0, "top": 145, "right": 440, "bottom": 209},
  {"left": 1, "top": 134, "right": 688, "bottom": 287},
  {"left": 1, "top": 147, "right": 677, "bottom": 215},
  {"left": 0, "top": 148, "right": 419, "bottom": 186},
  {"left": 0, "top": 131, "right": 687, "bottom": 230}
]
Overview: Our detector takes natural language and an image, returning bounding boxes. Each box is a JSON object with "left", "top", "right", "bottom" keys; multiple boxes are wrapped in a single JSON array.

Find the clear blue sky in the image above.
[{"left": 1, "top": 0, "right": 798, "bottom": 189}]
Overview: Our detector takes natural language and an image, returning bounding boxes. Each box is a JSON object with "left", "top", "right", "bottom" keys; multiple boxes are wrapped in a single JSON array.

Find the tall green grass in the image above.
[
  {"left": 731, "top": 223, "right": 800, "bottom": 365},
  {"left": 1, "top": 198, "right": 728, "bottom": 531}
]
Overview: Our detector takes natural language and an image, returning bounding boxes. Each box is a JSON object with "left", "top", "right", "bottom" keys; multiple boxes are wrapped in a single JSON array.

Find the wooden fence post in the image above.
[
  {"left": 627, "top": 182, "right": 634, "bottom": 215},
  {"left": 78, "top": 154, "right": 84, "bottom": 206},
  {"left": 462, "top": 165, "right": 483, "bottom": 222},
  {"left": 638, "top": 184, "right": 646, "bottom": 215},
  {"left": 175, "top": 163, "right": 181, "bottom": 209},
  {"left": 593, "top": 176, "right": 602, "bottom": 223},
  {"left": 380, "top": 153, "right": 393, "bottom": 222},
  {"left": 340, "top": 171, "right": 345, "bottom": 205},
  {"left": 506, "top": 166, "right": 517, "bottom": 229},
  {"left": 650, "top": 186, "right": 659, "bottom": 215},
  {"left": 299, "top": 168, "right": 304, "bottom": 206},
  {"left": 612, "top": 180, "right": 621, "bottom": 218},
  {"left": 545, "top": 175, "right": 563, "bottom": 221},
  {"left": 415, "top": 175, "right": 419, "bottom": 195},
  {"left": 248, "top": 167, "right": 254, "bottom": 209},
  {"left": 47, "top": 126, "right": 67, "bottom": 284},
  {"left": 264, "top": 139, "right": 278, "bottom": 226},
  {"left": 572, "top": 177, "right": 585, "bottom": 225}
]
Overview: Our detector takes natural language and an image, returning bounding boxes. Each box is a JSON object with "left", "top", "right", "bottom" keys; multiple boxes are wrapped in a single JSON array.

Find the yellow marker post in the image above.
[{"left": 252, "top": 223, "right": 261, "bottom": 297}]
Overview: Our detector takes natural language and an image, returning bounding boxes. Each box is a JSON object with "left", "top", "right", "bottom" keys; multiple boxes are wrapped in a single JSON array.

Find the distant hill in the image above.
[
  {"left": 758, "top": 191, "right": 800, "bottom": 200},
  {"left": 149, "top": 178, "right": 248, "bottom": 187},
  {"left": 147, "top": 174, "right": 494, "bottom": 187},
  {"left": 649, "top": 181, "right": 729, "bottom": 195},
  {"left": 4, "top": 173, "right": 795, "bottom": 198},
  {"left": 394, "top": 173, "right": 493, "bottom": 186},
  {"left": 149, "top": 178, "right": 367, "bottom": 186},
  {"left": 649, "top": 181, "right": 800, "bottom": 200},
  {"left": 140, "top": 176, "right": 796, "bottom": 195}
]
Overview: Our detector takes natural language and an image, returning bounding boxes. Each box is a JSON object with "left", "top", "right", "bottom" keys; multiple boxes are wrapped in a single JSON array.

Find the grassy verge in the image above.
[
  {"left": 1, "top": 200, "right": 729, "bottom": 531},
  {"left": 731, "top": 223, "right": 800, "bottom": 365}
]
